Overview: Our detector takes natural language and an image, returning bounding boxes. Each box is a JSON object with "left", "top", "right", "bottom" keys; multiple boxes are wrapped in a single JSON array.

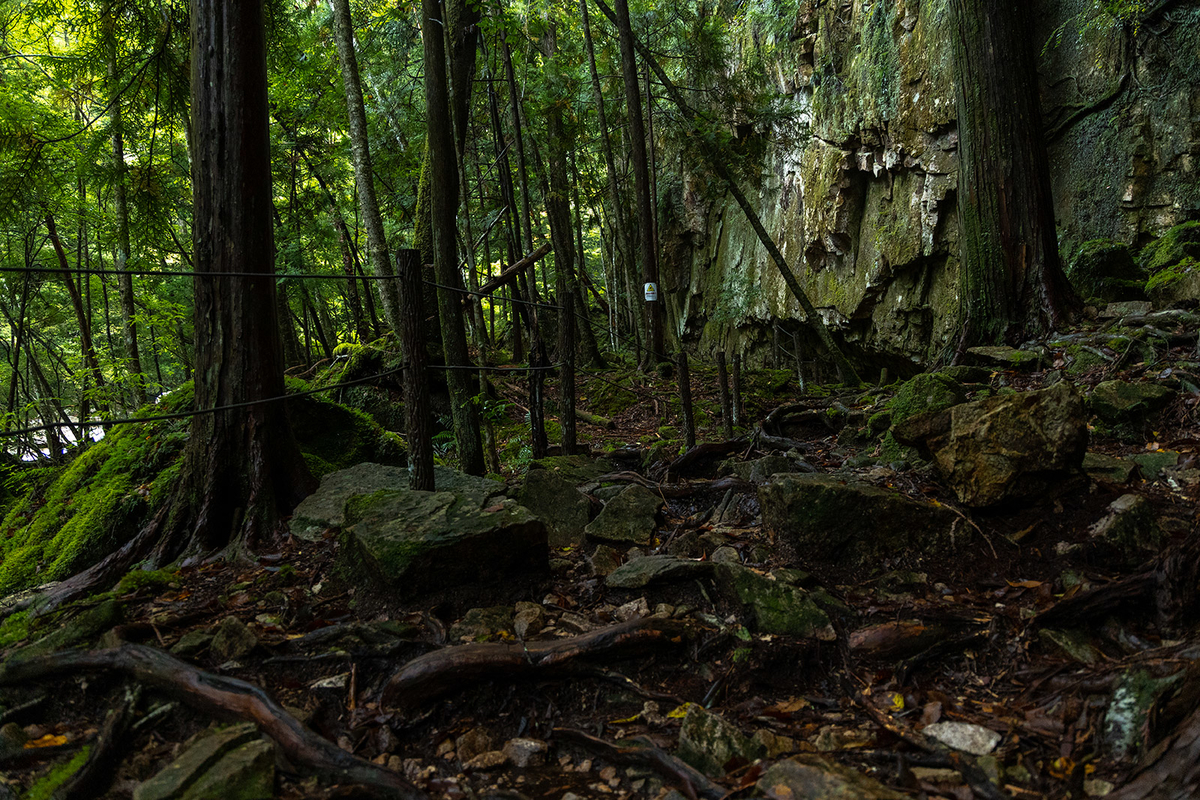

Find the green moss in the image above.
[
  {"left": 24, "top": 745, "right": 92, "bottom": 800},
  {"left": 1146, "top": 256, "right": 1197, "bottom": 292},
  {"left": 1139, "top": 221, "right": 1200, "bottom": 272},
  {"left": 115, "top": 568, "right": 179, "bottom": 596},
  {"left": 1067, "top": 239, "right": 1145, "bottom": 303},
  {"left": 0, "top": 609, "right": 33, "bottom": 649},
  {"left": 888, "top": 372, "right": 967, "bottom": 427},
  {"left": 287, "top": 383, "right": 406, "bottom": 476}
]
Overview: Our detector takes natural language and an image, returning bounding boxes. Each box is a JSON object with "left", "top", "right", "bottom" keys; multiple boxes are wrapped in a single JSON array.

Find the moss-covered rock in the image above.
[
  {"left": 287, "top": 379, "right": 406, "bottom": 477},
  {"left": 583, "top": 485, "right": 663, "bottom": 546},
  {"left": 1089, "top": 380, "right": 1176, "bottom": 440},
  {"left": 880, "top": 371, "right": 968, "bottom": 462},
  {"left": 715, "top": 563, "right": 836, "bottom": 639},
  {"left": 1141, "top": 222, "right": 1200, "bottom": 306},
  {"left": 1067, "top": 239, "right": 1146, "bottom": 303}
]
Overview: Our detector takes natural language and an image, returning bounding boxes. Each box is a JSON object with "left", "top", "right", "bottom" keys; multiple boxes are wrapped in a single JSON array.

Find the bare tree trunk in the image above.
[
  {"left": 328, "top": 0, "right": 401, "bottom": 333},
  {"left": 45, "top": 214, "right": 110, "bottom": 416},
  {"left": 570, "top": 149, "right": 606, "bottom": 368}
]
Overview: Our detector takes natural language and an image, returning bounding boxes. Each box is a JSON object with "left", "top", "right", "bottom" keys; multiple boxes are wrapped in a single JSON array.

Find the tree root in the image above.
[
  {"left": 553, "top": 726, "right": 725, "bottom": 800},
  {"left": 54, "top": 684, "right": 141, "bottom": 800},
  {"left": 382, "top": 617, "right": 686, "bottom": 709},
  {"left": 0, "top": 644, "right": 425, "bottom": 799},
  {"left": 1110, "top": 702, "right": 1200, "bottom": 799}
]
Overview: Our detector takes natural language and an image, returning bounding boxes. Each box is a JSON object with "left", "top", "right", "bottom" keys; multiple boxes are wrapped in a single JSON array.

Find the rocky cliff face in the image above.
[{"left": 661, "top": 0, "right": 1200, "bottom": 373}]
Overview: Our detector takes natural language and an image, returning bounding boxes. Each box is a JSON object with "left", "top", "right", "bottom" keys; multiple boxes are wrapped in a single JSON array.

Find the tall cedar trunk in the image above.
[
  {"left": 611, "top": 0, "right": 664, "bottom": 365},
  {"left": 328, "top": 0, "right": 401, "bottom": 333},
  {"left": 423, "top": 0, "right": 485, "bottom": 476},
  {"left": 540, "top": 23, "right": 577, "bottom": 455},
  {"left": 177, "top": 0, "right": 313, "bottom": 555},
  {"left": 580, "top": 0, "right": 634, "bottom": 319},
  {"left": 106, "top": 7, "right": 146, "bottom": 407},
  {"left": 949, "top": 0, "right": 1077, "bottom": 346}
]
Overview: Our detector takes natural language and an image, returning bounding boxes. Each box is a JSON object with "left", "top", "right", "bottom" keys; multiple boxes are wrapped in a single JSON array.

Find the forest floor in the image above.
[{"left": 1, "top": 331, "right": 1199, "bottom": 799}]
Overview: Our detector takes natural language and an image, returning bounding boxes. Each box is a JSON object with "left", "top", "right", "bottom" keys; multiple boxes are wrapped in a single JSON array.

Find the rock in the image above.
[
  {"left": 1104, "top": 670, "right": 1182, "bottom": 761},
  {"left": 1082, "top": 452, "right": 1136, "bottom": 484},
  {"left": 1089, "top": 380, "right": 1176, "bottom": 436},
  {"left": 1132, "top": 450, "right": 1180, "bottom": 479},
  {"left": 463, "top": 750, "right": 509, "bottom": 771},
  {"left": 513, "top": 602, "right": 546, "bottom": 638},
  {"left": 1101, "top": 300, "right": 1154, "bottom": 318},
  {"left": 757, "top": 755, "right": 907, "bottom": 799},
  {"left": 613, "top": 597, "right": 650, "bottom": 622},
  {"left": 211, "top": 617, "right": 258, "bottom": 662},
  {"left": 715, "top": 564, "right": 835, "bottom": 639},
  {"left": 502, "top": 737, "right": 548, "bottom": 768},
  {"left": 1067, "top": 239, "right": 1146, "bottom": 303},
  {"left": 292, "top": 464, "right": 507, "bottom": 542},
  {"left": 527, "top": 454, "right": 617, "bottom": 485},
  {"left": 449, "top": 607, "right": 513, "bottom": 643},
  {"left": 901, "top": 382, "right": 1088, "bottom": 507},
  {"left": 752, "top": 729, "right": 797, "bottom": 759},
  {"left": 455, "top": 727, "right": 494, "bottom": 763},
  {"left": 711, "top": 546, "right": 741, "bottom": 564},
  {"left": 180, "top": 740, "right": 274, "bottom": 800},
  {"left": 759, "top": 474, "right": 959, "bottom": 568},
  {"left": 964, "top": 345, "right": 1043, "bottom": 370},
  {"left": 170, "top": 630, "right": 214, "bottom": 658},
  {"left": 723, "top": 455, "right": 811, "bottom": 483},
  {"left": 676, "top": 705, "right": 764, "bottom": 777},
  {"left": 0, "top": 723, "right": 27, "bottom": 760},
  {"left": 134, "top": 723, "right": 261, "bottom": 800},
  {"left": 605, "top": 555, "right": 714, "bottom": 589},
  {"left": 1142, "top": 221, "right": 1200, "bottom": 305},
  {"left": 1039, "top": 628, "right": 1102, "bottom": 665},
  {"left": 587, "top": 544, "right": 624, "bottom": 577},
  {"left": 584, "top": 485, "right": 663, "bottom": 545},
  {"left": 340, "top": 475, "right": 547, "bottom": 596},
  {"left": 922, "top": 721, "right": 1001, "bottom": 756},
  {"left": 519, "top": 470, "right": 591, "bottom": 548},
  {"left": 1089, "top": 494, "right": 1163, "bottom": 562}
]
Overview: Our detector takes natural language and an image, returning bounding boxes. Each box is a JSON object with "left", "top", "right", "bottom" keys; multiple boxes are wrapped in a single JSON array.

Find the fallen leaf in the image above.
[{"left": 24, "top": 734, "right": 68, "bottom": 748}]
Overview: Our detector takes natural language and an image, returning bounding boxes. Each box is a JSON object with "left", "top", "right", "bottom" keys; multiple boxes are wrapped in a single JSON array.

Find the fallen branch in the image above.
[
  {"left": 382, "top": 617, "right": 686, "bottom": 709},
  {"left": 54, "top": 684, "right": 141, "bottom": 800},
  {"left": 472, "top": 243, "right": 552, "bottom": 300},
  {"left": 554, "top": 727, "right": 725, "bottom": 800},
  {"left": 0, "top": 645, "right": 424, "bottom": 799}
]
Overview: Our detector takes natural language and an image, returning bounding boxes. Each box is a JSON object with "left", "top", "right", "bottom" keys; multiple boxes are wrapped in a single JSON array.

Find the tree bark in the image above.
[
  {"left": 177, "top": 0, "right": 314, "bottom": 555},
  {"left": 423, "top": 0, "right": 485, "bottom": 476},
  {"left": 328, "top": 0, "right": 402, "bottom": 334},
  {"left": 948, "top": 0, "right": 1078, "bottom": 346},
  {"left": 397, "top": 250, "right": 434, "bottom": 491},
  {"left": 610, "top": 0, "right": 664, "bottom": 365}
]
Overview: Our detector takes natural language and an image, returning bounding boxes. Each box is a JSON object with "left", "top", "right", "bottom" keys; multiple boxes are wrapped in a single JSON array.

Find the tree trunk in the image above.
[
  {"left": 611, "top": 0, "right": 664, "bottom": 365},
  {"left": 106, "top": 7, "right": 146, "bottom": 408},
  {"left": 502, "top": 35, "right": 537, "bottom": 266},
  {"left": 175, "top": 0, "right": 314, "bottom": 556},
  {"left": 570, "top": 148, "right": 606, "bottom": 368},
  {"left": 949, "top": 0, "right": 1078, "bottom": 346},
  {"left": 45, "top": 214, "right": 110, "bottom": 416},
  {"left": 423, "top": 0, "right": 485, "bottom": 476},
  {"left": 328, "top": 0, "right": 401, "bottom": 333}
]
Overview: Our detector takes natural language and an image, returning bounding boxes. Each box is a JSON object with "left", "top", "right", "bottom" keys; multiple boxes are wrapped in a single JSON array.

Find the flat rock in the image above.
[
  {"left": 1089, "top": 380, "right": 1176, "bottom": 431},
  {"left": 964, "top": 345, "right": 1043, "bottom": 370},
  {"left": 502, "top": 737, "right": 548, "bottom": 768},
  {"left": 757, "top": 756, "right": 908, "bottom": 799},
  {"left": 584, "top": 484, "right": 663, "bottom": 545},
  {"left": 1132, "top": 450, "right": 1180, "bottom": 479},
  {"left": 1088, "top": 493, "right": 1163, "bottom": 563},
  {"left": 519, "top": 470, "right": 591, "bottom": 548},
  {"left": 605, "top": 555, "right": 713, "bottom": 589},
  {"left": 181, "top": 739, "right": 274, "bottom": 800},
  {"left": 291, "top": 463, "right": 506, "bottom": 541},
  {"left": 759, "top": 474, "right": 959, "bottom": 568},
  {"left": 1082, "top": 452, "right": 1136, "bottom": 484},
  {"left": 211, "top": 616, "right": 257, "bottom": 662},
  {"left": 134, "top": 723, "right": 260, "bottom": 800},
  {"left": 340, "top": 480, "right": 547, "bottom": 597},
  {"left": 922, "top": 721, "right": 1001, "bottom": 756},
  {"left": 527, "top": 454, "right": 616, "bottom": 485}
]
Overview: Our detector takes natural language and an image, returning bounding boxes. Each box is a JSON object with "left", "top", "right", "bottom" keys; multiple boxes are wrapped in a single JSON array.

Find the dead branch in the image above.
[
  {"left": 472, "top": 243, "right": 552, "bottom": 299},
  {"left": 553, "top": 727, "right": 725, "bottom": 800},
  {"left": 0, "top": 644, "right": 425, "bottom": 799},
  {"left": 382, "top": 617, "right": 686, "bottom": 709}
]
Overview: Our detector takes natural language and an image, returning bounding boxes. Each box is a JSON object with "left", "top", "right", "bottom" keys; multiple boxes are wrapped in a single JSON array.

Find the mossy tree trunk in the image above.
[
  {"left": 423, "top": 0, "right": 485, "bottom": 476},
  {"left": 949, "top": 0, "right": 1078, "bottom": 346},
  {"left": 174, "top": 0, "right": 314, "bottom": 555}
]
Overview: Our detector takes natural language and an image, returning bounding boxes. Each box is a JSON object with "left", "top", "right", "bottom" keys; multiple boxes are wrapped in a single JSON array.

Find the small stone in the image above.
[
  {"left": 588, "top": 545, "right": 624, "bottom": 577},
  {"left": 922, "top": 721, "right": 1001, "bottom": 756},
  {"left": 210, "top": 617, "right": 258, "bottom": 662},
  {"left": 309, "top": 673, "right": 349, "bottom": 690},
  {"left": 436, "top": 739, "right": 455, "bottom": 757},
  {"left": 578, "top": 758, "right": 593, "bottom": 772},
  {"left": 711, "top": 546, "right": 741, "bottom": 564},
  {"left": 513, "top": 603, "right": 546, "bottom": 638},
  {"left": 614, "top": 597, "right": 650, "bottom": 621},
  {"left": 502, "top": 737, "right": 548, "bottom": 768},
  {"left": 455, "top": 727, "right": 493, "bottom": 763},
  {"left": 463, "top": 750, "right": 508, "bottom": 771}
]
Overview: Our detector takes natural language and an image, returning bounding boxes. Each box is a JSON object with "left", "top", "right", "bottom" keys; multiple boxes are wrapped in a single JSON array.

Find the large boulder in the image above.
[
  {"left": 1141, "top": 221, "right": 1200, "bottom": 305},
  {"left": 340, "top": 477, "right": 547, "bottom": 597},
  {"left": 1066, "top": 239, "right": 1146, "bottom": 304},
  {"left": 895, "top": 382, "right": 1088, "bottom": 507},
  {"left": 715, "top": 563, "right": 836, "bottom": 639},
  {"left": 759, "top": 474, "right": 959, "bottom": 568}
]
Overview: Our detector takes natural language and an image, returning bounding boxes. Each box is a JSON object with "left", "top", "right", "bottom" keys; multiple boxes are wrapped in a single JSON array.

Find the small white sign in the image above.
[{"left": 644, "top": 282, "right": 658, "bottom": 302}]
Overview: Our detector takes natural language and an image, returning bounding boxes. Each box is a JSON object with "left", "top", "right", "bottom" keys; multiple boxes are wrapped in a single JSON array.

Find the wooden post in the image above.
[
  {"left": 397, "top": 249, "right": 434, "bottom": 491},
  {"left": 677, "top": 350, "right": 696, "bottom": 449},
  {"left": 717, "top": 351, "right": 733, "bottom": 439},
  {"left": 731, "top": 353, "right": 743, "bottom": 427},
  {"left": 792, "top": 332, "right": 806, "bottom": 395}
]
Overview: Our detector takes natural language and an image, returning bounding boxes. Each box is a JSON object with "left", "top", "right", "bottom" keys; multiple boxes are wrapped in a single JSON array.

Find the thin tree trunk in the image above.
[
  {"left": 106, "top": 7, "right": 146, "bottom": 408},
  {"left": 570, "top": 149, "right": 606, "bottom": 368},
  {"left": 397, "top": 250, "right": 434, "bottom": 491},
  {"left": 45, "top": 214, "right": 110, "bottom": 415},
  {"left": 609, "top": 0, "right": 664, "bottom": 365},
  {"left": 328, "top": 0, "right": 401, "bottom": 333},
  {"left": 502, "top": 35, "right": 536, "bottom": 260},
  {"left": 423, "top": 0, "right": 485, "bottom": 476}
]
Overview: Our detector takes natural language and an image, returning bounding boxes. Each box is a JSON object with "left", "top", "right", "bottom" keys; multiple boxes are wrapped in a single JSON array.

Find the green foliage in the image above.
[
  {"left": 24, "top": 745, "right": 93, "bottom": 800},
  {"left": 115, "top": 567, "right": 179, "bottom": 596}
]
